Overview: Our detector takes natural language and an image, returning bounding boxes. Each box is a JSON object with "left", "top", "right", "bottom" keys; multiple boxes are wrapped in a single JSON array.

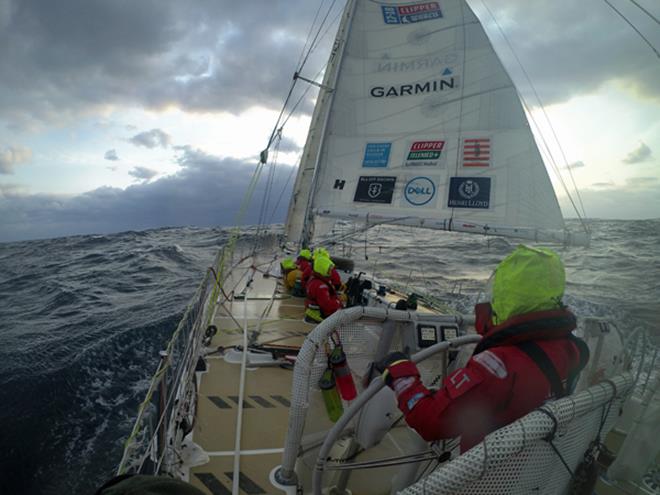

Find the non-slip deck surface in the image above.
[{"left": 190, "top": 260, "right": 310, "bottom": 494}]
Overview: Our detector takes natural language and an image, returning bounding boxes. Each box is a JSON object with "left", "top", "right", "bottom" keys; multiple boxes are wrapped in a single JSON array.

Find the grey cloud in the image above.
[
  {"left": 128, "top": 166, "right": 158, "bottom": 181},
  {"left": 565, "top": 161, "right": 585, "bottom": 170},
  {"left": 277, "top": 136, "right": 302, "bottom": 153},
  {"left": 104, "top": 149, "right": 119, "bottom": 161},
  {"left": 622, "top": 142, "right": 653, "bottom": 164},
  {"left": 0, "top": 148, "right": 296, "bottom": 242},
  {"left": 129, "top": 129, "right": 171, "bottom": 149},
  {"left": 0, "top": 145, "right": 32, "bottom": 174},
  {"left": 559, "top": 181, "right": 660, "bottom": 219},
  {"left": 591, "top": 181, "right": 615, "bottom": 188},
  {"left": 477, "top": 0, "right": 660, "bottom": 105},
  {"left": 625, "top": 176, "right": 658, "bottom": 187},
  {"left": 0, "top": 0, "right": 336, "bottom": 127}
]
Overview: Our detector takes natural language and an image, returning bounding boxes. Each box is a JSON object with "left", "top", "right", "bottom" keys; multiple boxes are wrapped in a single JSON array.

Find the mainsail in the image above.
[{"left": 286, "top": 0, "right": 589, "bottom": 247}]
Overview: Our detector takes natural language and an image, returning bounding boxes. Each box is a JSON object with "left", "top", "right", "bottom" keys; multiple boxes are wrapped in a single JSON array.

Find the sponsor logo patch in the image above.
[
  {"left": 370, "top": 76, "right": 455, "bottom": 98},
  {"left": 377, "top": 53, "right": 459, "bottom": 73},
  {"left": 405, "top": 140, "right": 445, "bottom": 166},
  {"left": 404, "top": 176, "right": 436, "bottom": 206},
  {"left": 382, "top": 2, "right": 443, "bottom": 25},
  {"left": 463, "top": 138, "right": 491, "bottom": 167},
  {"left": 354, "top": 176, "right": 397, "bottom": 204},
  {"left": 363, "top": 143, "right": 392, "bottom": 168},
  {"left": 447, "top": 177, "right": 491, "bottom": 209}
]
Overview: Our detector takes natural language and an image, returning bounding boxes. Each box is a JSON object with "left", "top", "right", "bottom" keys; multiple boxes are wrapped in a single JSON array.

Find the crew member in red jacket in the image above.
[
  {"left": 304, "top": 255, "right": 343, "bottom": 323},
  {"left": 302, "top": 247, "right": 341, "bottom": 291},
  {"left": 377, "top": 245, "right": 589, "bottom": 452}
]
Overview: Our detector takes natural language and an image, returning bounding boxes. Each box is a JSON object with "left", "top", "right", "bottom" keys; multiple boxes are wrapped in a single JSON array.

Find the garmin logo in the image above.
[
  {"left": 377, "top": 54, "right": 459, "bottom": 73},
  {"left": 370, "top": 78, "right": 455, "bottom": 98}
]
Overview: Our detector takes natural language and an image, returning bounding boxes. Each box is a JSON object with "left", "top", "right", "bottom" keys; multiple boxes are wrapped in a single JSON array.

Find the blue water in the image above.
[{"left": 0, "top": 219, "right": 658, "bottom": 494}]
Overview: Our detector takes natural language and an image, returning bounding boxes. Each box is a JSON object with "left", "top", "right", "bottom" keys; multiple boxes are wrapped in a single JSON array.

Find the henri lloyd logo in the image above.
[
  {"left": 354, "top": 176, "right": 397, "bottom": 204},
  {"left": 382, "top": 2, "right": 443, "bottom": 24},
  {"left": 448, "top": 177, "right": 491, "bottom": 209},
  {"left": 370, "top": 74, "right": 455, "bottom": 98},
  {"left": 404, "top": 177, "right": 436, "bottom": 206},
  {"left": 405, "top": 140, "right": 445, "bottom": 166}
]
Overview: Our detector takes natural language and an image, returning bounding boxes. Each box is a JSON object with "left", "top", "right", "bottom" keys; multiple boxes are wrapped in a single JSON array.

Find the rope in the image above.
[{"left": 602, "top": 0, "right": 660, "bottom": 58}]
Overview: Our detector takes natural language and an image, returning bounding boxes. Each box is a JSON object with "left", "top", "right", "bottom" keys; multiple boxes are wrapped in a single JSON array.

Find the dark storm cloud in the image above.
[
  {"left": 0, "top": 147, "right": 296, "bottom": 241},
  {"left": 129, "top": 129, "right": 172, "bottom": 149},
  {"left": 622, "top": 142, "right": 653, "bottom": 164},
  {"left": 474, "top": 0, "right": 660, "bottom": 105},
  {"left": 0, "top": 0, "right": 336, "bottom": 127},
  {"left": 128, "top": 166, "right": 158, "bottom": 181},
  {"left": 104, "top": 149, "right": 119, "bottom": 161}
]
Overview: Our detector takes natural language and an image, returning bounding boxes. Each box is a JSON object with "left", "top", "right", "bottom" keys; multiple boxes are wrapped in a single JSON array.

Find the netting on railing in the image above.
[{"left": 399, "top": 373, "right": 634, "bottom": 495}]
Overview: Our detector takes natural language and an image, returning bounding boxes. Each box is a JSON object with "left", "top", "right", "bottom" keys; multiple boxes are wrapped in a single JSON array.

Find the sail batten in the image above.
[{"left": 287, "top": 0, "right": 585, "bottom": 246}]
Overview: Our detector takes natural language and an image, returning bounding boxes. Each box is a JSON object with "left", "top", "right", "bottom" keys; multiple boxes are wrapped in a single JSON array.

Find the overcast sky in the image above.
[{"left": 0, "top": 0, "right": 659, "bottom": 242}]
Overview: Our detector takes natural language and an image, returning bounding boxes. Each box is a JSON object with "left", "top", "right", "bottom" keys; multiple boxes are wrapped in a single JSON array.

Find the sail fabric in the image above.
[{"left": 306, "top": 0, "right": 565, "bottom": 238}]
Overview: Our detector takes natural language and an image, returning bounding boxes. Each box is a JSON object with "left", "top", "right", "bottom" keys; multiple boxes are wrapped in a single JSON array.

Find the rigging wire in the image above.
[
  {"left": 602, "top": 0, "right": 660, "bottom": 58},
  {"left": 268, "top": 159, "right": 299, "bottom": 224},
  {"left": 298, "top": 0, "right": 340, "bottom": 73},
  {"left": 256, "top": 0, "right": 343, "bottom": 237},
  {"left": 296, "top": 1, "right": 327, "bottom": 70},
  {"left": 480, "top": 0, "right": 590, "bottom": 230},
  {"left": 626, "top": 0, "right": 660, "bottom": 25}
]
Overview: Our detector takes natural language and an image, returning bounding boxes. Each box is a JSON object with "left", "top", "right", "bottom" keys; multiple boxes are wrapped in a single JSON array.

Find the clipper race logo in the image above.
[
  {"left": 405, "top": 140, "right": 445, "bottom": 166},
  {"left": 382, "top": 2, "right": 443, "bottom": 24},
  {"left": 448, "top": 177, "right": 491, "bottom": 209}
]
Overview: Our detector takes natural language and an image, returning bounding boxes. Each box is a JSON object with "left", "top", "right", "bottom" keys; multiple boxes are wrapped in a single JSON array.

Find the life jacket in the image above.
[
  {"left": 397, "top": 307, "right": 590, "bottom": 452},
  {"left": 474, "top": 306, "right": 589, "bottom": 394}
]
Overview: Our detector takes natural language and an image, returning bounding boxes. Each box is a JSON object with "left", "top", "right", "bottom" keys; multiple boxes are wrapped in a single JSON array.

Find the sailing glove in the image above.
[{"left": 375, "top": 351, "right": 420, "bottom": 387}]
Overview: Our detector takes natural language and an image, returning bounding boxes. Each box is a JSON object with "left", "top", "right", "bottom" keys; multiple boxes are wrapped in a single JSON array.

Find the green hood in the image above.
[{"left": 491, "top": 245, "right": 565, "bottom": 325}]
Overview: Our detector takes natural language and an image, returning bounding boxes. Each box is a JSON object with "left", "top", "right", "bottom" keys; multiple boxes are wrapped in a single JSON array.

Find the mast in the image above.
[{"left": 284, "top": 0, "right": 357, "bottom": 247}]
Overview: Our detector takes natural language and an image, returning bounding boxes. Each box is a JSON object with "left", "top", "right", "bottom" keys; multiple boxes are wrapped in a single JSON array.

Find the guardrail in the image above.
[{"left": 117, "top": 247, "right": 226, "bottom": 475}]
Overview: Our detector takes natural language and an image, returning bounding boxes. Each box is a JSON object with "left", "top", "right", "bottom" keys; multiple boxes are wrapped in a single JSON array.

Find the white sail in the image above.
[{"left": 288, "top": 0, "right": 588, "bottom": 246}]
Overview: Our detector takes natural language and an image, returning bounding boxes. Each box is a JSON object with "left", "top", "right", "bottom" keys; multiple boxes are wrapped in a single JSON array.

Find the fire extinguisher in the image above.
[{"left": 330, "top": 345, "right": 357, "bottom": 401}]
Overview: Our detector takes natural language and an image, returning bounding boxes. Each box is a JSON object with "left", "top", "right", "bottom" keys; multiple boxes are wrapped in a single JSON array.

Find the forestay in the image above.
[{"left": 287, "top": 0, "right": 587, "bottom": 246}]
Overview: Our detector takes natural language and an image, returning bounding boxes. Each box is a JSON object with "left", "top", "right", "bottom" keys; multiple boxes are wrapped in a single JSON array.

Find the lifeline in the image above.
[{"left": 370, "top": 77, "right": 455, "bottom": 97}]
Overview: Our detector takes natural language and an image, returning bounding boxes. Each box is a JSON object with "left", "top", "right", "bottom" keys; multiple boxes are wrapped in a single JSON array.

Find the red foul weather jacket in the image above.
[
  {"left": 302, "top": 264, "right": 341, "bottom": 291},
  {"left": 394, "top": 309, "right": 589, "bottom": 452},
  {"left": 305, "top": 274, "right": 343, "bottom": 319},
  {"left": 296, "top": 257, "right": 312, "bottom": 274}
]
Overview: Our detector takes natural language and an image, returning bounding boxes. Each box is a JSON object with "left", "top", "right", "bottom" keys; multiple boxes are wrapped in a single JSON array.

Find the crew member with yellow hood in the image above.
[
  {"left": 377, "top": 245, "right": 589, "bottom": 452},
  {"left": 304, "top": 255, "right": 343, "bottom": 323}
]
